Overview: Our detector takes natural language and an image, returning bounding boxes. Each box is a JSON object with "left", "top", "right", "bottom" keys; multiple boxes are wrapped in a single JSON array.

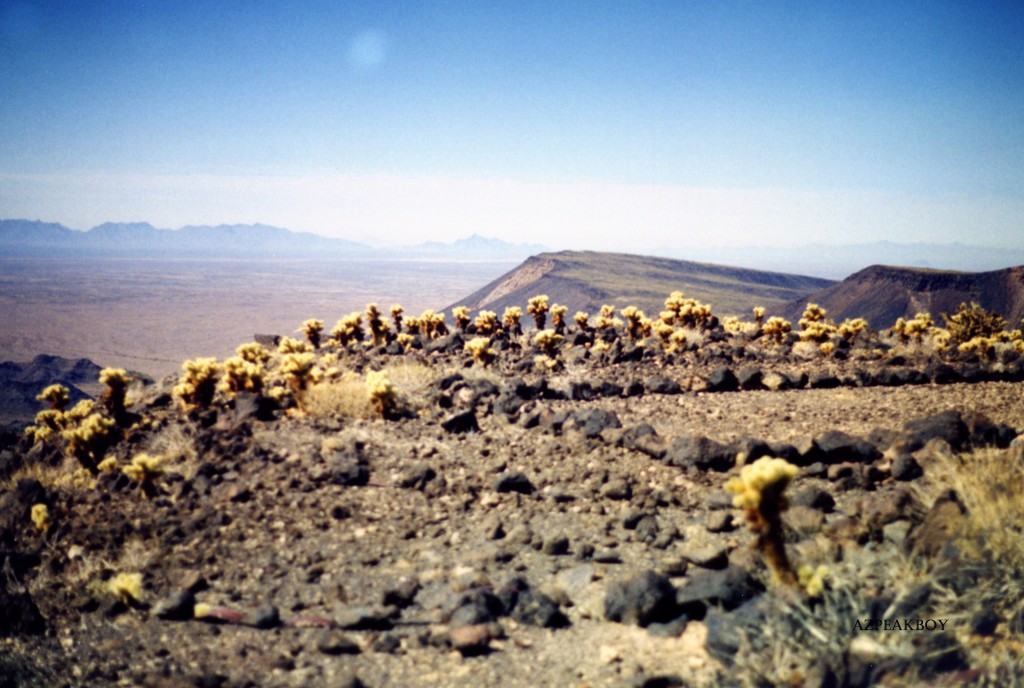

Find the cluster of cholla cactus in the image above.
[
  {"left": 797, "top": 303, "right": 836, "bottom": 343},
  {"left": 452, "top": 306, "right": 471, "bottom": 331},
  {"left": 620, "top": 306, "right": 647, "bottom": 341},
  {"left": 301, "top": 319, "right": 324, "bottom": 349},
  {"left": 892, "top": 312, "right": 933, "bottom": 344},
  {"left": 527, "top": 295, "right": 550, "bottom": 330},
  {"left": 474, "top": 310, "right": 500, "bottom": 336},
  {"left": 219, "top": 355, "right": 265, "bottom": 396},
  {"left": 365, "top": 370, "right": 398, "bottom": 418},
  {"left": 389, "top": 305, "right": 404, "bottom": 334},
  {"left": 37, "top": 383, "right": 70, "bottom": 411},
  {"left": 332, "top": 313, "right": 364, "bottom": 347},
  {"left": 418, "top": 310, "right": 449, "bottom": 339},
  {"left": 122, "top": 452, "right": 164, "bottom": 498},
  {"left": 99, "top": 368, "right": 132, "bottom": 423},
  {"left": 837, "top": 317, "right": 868, "bottom": 344},
  {"left": 533, "top": 329, "right": 564, "bottom": 357},
  {"left": 663, "top": 291, "right": 714, "bottom": 329},
  {"left": 365, "top": 304, "right": 389, "bottom": 347},
  {"left": 594, "top": 304, "right": 622, "bottom": 331},
  {"left": 174, "top": 358, "right": 222, "bottom": 409},
  {"left": 761, "top": 316, "right": 792, "bottom": 345}
]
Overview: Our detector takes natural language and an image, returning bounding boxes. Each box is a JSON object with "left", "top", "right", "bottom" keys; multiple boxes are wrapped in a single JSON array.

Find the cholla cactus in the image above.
[
  {"left": 958, "top": 336, "right": 996, "bottom": 359},
  {"left": 665, "top": 292, "right": 714, "bottom": 329},
  {"left": 174, "top": 358, "right": 222, "bottom": 409},
  {"left": 109, "top": 572, "right": 143, "bottom": 606},
  {"left": 752, "top": 306, "right": 766, "bottom": 327},
  {"left": 396, "top": 333, "right": 414, "bottom": 350},
  {"left": 63, "top": 413, "right": 116, "bottom": 472},
  {"left": 723, "top": 316, "right": 741, "bottom": 333},
  {"left": 236, "top": 342, "right": 270, "bottom": 364},
  {"left": 798, "top": 303, "right": 827, "bottom": 328},
  {"left": 301, "top": 319, "right": 324, "bottom": 349},
  {"left": 820, "top": 341, "right": 835, "bottom": 356},
  {"left": 533, "top": 329, "right": 564, "bottom": 357},
  {"left": 527, "top": 295, "right": 550, "bottom": 330},
  {"left": 365, "top": 370, "right": 398, "bottom": 418},
  {"left": 25, "top": 408, "right": 65, "bottom": 444},
  {"left": 942, "top": 302, "right": 1006, "bottom": 344},
  {"left": 797, "top": 304, "right": 837, "bottom": 343},
  {"left": 798, "top": 565, "right": 829, "bottom": 598},
  {"left": 420, "top": 310, "right": 449, "bottom": 339},
  {"left": 837, "top": 317, "right": 868, "bottom": 344},
  {"left": 893, "top": 312, "right": 932, "bottom": 344},
  {"left": 502, "top": 306, "right": 524, "bottom": 337},
  {"left": 219, "top": 356, "right": 265, "bottom": 396},
  {"left": 452, "top": 306, "right": 471, "bottom": 331},
  {"left": 574, "top": 311, "right": 590, "bottom": 331},
  {"left": 667, "top": 330, "right": 687, "bottom": 354},
  {"left": 595, "top": 304, "right": 622, "bottom": 331},
  {"left": 654, "top": 321, "right": 676, "bottom": 350},
  {"left": 404, "top": 316, "right": 422, "bottom": 335},
  {"left": 761, "top": 316, "right": 792, "bottom": 345},
  {"left": 620, "top": 306, "right": 646, "bottom": 340},
  {"left": 331, "top": 313, "right": 364, "bottom": 347},
  {"left": 31, "top": 504, "right": 49, "bottom": 532},
  {"left": 389, "top": 305, "right": 404, "bottom": 333},
  {"left": 99, "top": 368, "right": 131, "bottom": 420},
  {"left": 279, "top": 352, "right": 321, "bottom": 400},
  {"left": 465, "top": 337, "right": 496, "bottom": 366},
  {"left": 550, "top": 304, "right": 568, "bottom": 335},
  {"left": 474, "top": 311, "right": 499, "bottom": 336},
  {"left": 366, "top": 303, "right": 390, "bottom": 347},
  {"left": 37, "top": 384, "right": 70, "bottom": 411},
  {"left": 726, "top": 457, "right": 800, "bottom": 587},
  {"left": 122, "top": 452, "right": 164, "bottom": 498}
]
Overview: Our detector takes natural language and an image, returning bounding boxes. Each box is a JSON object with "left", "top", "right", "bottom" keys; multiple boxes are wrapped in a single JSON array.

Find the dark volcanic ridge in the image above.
[
  {"left": 0, "top": 355, "right": 104, "bottom": 432},
  {"left": 448, "top": 251, "right": 835, "bottom": 319},
  {"left": 782, "top": 264, "right": 1024, "bottom": 326}
]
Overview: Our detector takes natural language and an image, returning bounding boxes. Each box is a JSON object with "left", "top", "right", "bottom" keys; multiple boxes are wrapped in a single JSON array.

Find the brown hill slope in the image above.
[
  {"left": 780, "top": 264, "right": 1024, "bottom": 328},
  {"left": 446, "top": 251, "right": 834, "bottom": 319}
]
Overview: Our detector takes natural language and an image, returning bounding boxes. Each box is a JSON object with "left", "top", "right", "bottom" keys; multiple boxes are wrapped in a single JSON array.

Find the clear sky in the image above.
[{"left": 2, "top": 0, "right": 1023, "bottom": 250}]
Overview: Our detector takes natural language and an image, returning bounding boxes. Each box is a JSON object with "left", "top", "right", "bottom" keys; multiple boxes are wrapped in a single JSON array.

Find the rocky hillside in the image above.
[
  {"left": 780, "top": 264, "right": 1024, "bottom": 327},
  {"left": 3, "top": 297, "right": 1024, "bottom": 687},
  {"left": 448, "top": 251, "right": 834, "bottom": 319}
]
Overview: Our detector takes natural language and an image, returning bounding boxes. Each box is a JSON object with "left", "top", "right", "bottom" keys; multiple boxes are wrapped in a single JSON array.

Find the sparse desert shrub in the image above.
[
  {"left": 527, "top": 295, "right": 550, "bottom": 330},
  {"left": 502, "top": 306, "right": 523, "bottom": 337},
  {"left": 365, "top": 303, "right": 390, "bottom": 347},
  {"left": 533, "top": 329, "right": 563, "bottom": 357},
  {"left": 726, "top": 456, "right": 800, "bottom": 587},
  {"left": 37, "top": 384, "right": 70, "bottom": 411},
  {"left": 473, "top": 310, "right": 499, "bottom": 336},
  {"left": 550, "top": 304, "right": 568, "bottom": 335},
  {"left": 465, "top": 337, "right": 496, "bottom": 366},
  {"left": 365, "top": 370, "right": 398, "bottom": 418},
  {"left": 452, "top": 306, "right": 471, "bottom": 331},
  {"left": 173, "top": 358, "right": 222, "bottom": 409},
  {"left": 761, "top": 316, "right": 792, "bottom": 345},
  {"left": 331, "top": 312, "right": 364, "bottom": 347},
  {"left": 942, "top": 302, "right": 1007, "bottom": 344},
  {"left": 301, "top": 319, "right": 324, "bottom": 349}
]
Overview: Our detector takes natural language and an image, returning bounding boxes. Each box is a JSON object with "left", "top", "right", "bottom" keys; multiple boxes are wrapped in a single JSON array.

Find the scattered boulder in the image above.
[
  {"left": 604, "top": 571, "right": 679, "bottom": 627},
  {"left": 664, "top": 435, "right": 736, "bottom": 472}
]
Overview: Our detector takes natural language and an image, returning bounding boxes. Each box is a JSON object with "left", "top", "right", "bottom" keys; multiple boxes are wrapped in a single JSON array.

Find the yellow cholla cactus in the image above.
[
  {"left": 752, "top": 306, "right": 766, "bottom": 326},
  {"left": 97, "top": 456, "right": 120, "bottom": 473},
  {"left": 389, "top": 304, "right": 405, "bottom": 333},
  {"left": 99, "top": 368, "right": 131, "bottom": 418},
  {"left": 331, "top": 312, "right": 364, "bottom": 347},
  {"left": 574, "top": 311, "right": 590, "bottom": 330},
  {"left": 527, "top": 295, "right": 550, "bottom": 330},
  {"left": 365, "top": 303, "right": 390, "bottom": 346},
  {"left": 820, "top": 341, "right": 835, "bottom": 356},
  {"left": 279, "top": 352, "right": 321, "bottom": 395},
  {"left": 218, "top": 356, "right": 265, "bottom": 396},
  {"left": 123, "top": 452, "right": 164, "bottom": 497},
  {"left": 37, "top": 384, "right": 70, "bottom": 411},
  {"left": 503, "top": 306, "right": 524, "bottom": 335},
  {"left": 277, "top": 336, "right": 310, "bottom": 354},
  {"left": 798, "top": 565, "right": 829, "bottom": 598},
  {"left": 474, "top": 311, "right": 499, "bottom": 336},
  {"left": 550, "top": 304, "right": 568, "bottom": 335},
  {"left": 109, "top": 572, "right": 143, "bottom": 605},
  {"left": 533, "top": 329, "right": 564, "bottom": 356},
  {"left": 465, "top": 337, "right": 496, "bottom": 366},
  {"left": 452, "top": 306, "right": 471, "bottom": 331},
  {"left": 837, "top": 317, "right": 868, "bottom": 343},
  {"left": 31, "top": 504, "right": 49, "bottom": 532},
  {"left": 236, "top": 342, "right": 270, "bottom": 364},
  {"left": 726, "top": 457, "right": 800, "bottom": 587},
  {"left": 419, "top": 310, "right": 448, "bottom": 339},
  {"left": 620, "top": 306, "right": 645, "bottom": 340},
  {"left": 174, "top": 358, "right": 222, "bottom": 409},
  {"left": 761, "top": 316, "right": 792, "bottom": 345},
  {"left": 300, "top": 319, "right": 324, "bottom": 349},
  {"left": 63, "top": 413, "right": 116, "bottom": 472},
  {"left": 365, "top": 370, "right": 398, "bottom": 417}
]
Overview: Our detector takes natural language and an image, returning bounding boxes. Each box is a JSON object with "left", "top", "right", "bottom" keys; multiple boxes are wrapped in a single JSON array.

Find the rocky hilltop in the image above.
[
  {"left": 781, "top": 264, "right": 1024, "bottom": 326},
  {"left": 2, "top": 293, "right": 1024, "bottom": 687},
  {"left": 449, "top": 251, "right": 834, "bottom": 319}
]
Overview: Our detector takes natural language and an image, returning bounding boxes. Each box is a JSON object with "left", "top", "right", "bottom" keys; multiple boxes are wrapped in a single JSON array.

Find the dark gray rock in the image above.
[
  {"left": 604, "top": 571, "right": 679, "bottom": 627},
  {"left": 790, "top": 486, "right": 835, "bottom": 512},
  {"left": 152, "top": 589, "right": 196, "bottom": 621},
  {"left": 644, "top": 376, "right": 682, "bottom": 395},
  {"left": 664, "top": 435, "right": 736, "bottom": 472},
  {"left": 441, "top": 409, "right": 479, "bottom": 434},
  {"left": 494, "top": 471, "right": 535, "bottom": 494},
  {"left": 901, "top": 410, "right": 968, "bottom": 452},
  {"left": 705, "top": 366, "right": 738, "bottom": 392},
  {"left": 814, "top": 430, "right": 881, "bottom": 464},
  {"left": 317, "top": 631, "right": 361, "bottom": 655},
  {"left": 890, "top": 454, "right": 923, "bottom": 481},
  {"left": 736, "top": 367, "right": 764, "bottom": 391},
  {"left": 676, "top": 566, "right": 765, "bottom": 618},
  {"left": 571, "top": 407, "right": 622, "bottom": 438}
]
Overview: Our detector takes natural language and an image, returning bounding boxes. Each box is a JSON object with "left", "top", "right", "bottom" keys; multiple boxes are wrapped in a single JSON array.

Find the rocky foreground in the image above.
[{"left": 2, "top": 310, "right": 1024, "bottom": 688}]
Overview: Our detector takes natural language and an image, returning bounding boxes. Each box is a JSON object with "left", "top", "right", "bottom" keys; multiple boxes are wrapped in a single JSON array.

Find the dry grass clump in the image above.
[{"left": 302, "top": 362, "right": 432, "bottom": 419}]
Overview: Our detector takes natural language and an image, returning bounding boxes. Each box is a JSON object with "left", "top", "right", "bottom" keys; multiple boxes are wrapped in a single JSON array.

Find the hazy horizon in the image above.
[{"left": 3, "top": 2, "right": 1024, "bottom": 252}]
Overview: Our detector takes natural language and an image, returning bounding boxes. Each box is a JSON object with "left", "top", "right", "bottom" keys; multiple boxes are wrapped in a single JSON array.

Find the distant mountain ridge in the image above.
[
  {"left": 780, "top": 264, "right": 1024, "bottom": 327},
  {"left": 448, "top": 250, "right": 835, "bottom": 319},
  {"left": 0, "top": 219, "right": 542, "bottom": 260}
]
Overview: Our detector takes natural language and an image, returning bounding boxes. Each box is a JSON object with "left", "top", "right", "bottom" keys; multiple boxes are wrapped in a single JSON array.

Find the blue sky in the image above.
[{"left": 2, "top": 0, "right": 1023, "bottom": 250}]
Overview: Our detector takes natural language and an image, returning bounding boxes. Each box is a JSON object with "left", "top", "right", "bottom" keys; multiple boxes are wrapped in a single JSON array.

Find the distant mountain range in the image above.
[
  {"left": 0, "top": 220, "right": 545, "bottom": 261},
  {"left": 448, "top": 250, "right": 835, "bottom": 319},
  {"left": 780, "top": 264, "right": 1024, "bottom": 327}
]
